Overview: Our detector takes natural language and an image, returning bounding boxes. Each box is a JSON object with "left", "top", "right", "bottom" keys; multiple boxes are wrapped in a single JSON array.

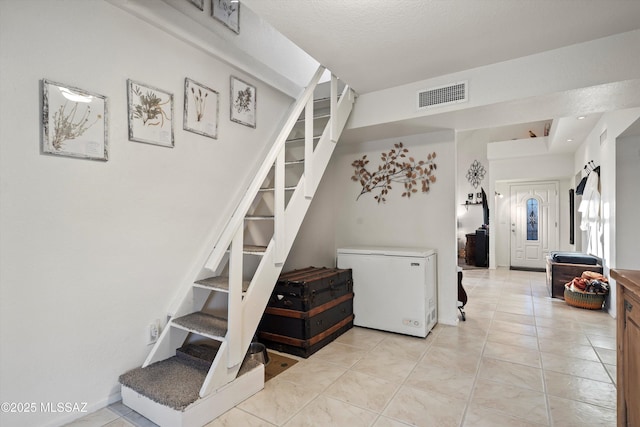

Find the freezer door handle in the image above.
[{"left": 410, "top": 262, "right": 421, "bottom": 266}]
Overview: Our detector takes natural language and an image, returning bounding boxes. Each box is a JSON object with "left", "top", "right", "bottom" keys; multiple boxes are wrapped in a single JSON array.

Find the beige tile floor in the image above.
[{"left": 67, "top": 268, "right": 617, "bottom": 427}]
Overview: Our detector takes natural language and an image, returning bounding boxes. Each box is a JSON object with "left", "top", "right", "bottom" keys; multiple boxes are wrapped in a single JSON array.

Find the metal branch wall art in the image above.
[
  {"left": 466, "top": 160, "right": 486, "bottom": 188},
  {"left": 351, "top": 142, "right": 437, "bottom": 203}
]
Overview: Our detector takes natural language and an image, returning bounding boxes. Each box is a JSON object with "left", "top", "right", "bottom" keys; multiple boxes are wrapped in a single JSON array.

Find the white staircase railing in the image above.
[{"left": 139, "top": 65, "right": 355, "bottom": 401}]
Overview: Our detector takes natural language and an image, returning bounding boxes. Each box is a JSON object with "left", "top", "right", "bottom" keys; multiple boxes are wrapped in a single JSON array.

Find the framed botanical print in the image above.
[
  {"left": 41, "top": 79, "right": 108, "bottom": 161},
  {"left": 212, "top": 0, "right": 240, "bottom": 34},
  {"left": 127, "top": 79, "right": 174, "bottom": 148},
  {"left": 184, "top": 78, "right": 219, "bottom": 139},
  {"left": 230, "top": 76, "right": 256, "bottom": 128}
]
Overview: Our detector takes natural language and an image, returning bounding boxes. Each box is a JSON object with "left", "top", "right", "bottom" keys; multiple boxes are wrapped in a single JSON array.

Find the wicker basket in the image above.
[{"left": 564, "top": 284, "right": 606, "bottom": 310}]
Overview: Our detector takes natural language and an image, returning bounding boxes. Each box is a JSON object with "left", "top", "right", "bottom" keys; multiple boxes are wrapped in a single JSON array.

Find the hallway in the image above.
[{"left": 70, "top": 268, "right": 617, "bottom": 426}]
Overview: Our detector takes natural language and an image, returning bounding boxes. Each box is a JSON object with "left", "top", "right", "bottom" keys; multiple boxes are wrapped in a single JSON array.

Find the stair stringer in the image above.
[{"left": 200, "top": 84, "right": 356, "bottom": 396}]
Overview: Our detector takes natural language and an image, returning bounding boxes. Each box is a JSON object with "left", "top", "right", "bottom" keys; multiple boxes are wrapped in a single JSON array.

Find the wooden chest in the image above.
[
  {"left": 258, "top": 267, "right": 354, "bottom": 358},
  {"left": 546, "top": 255, "right": 603, "bottom": 299},
  {"left": 268, "top": 266, "right": 353, "bottom": 311}
]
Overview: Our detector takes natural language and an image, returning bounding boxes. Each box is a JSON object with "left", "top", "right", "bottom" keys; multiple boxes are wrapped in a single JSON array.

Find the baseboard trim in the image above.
[{"left": 509, "top": 266, "right": 545, "bottom": 272}]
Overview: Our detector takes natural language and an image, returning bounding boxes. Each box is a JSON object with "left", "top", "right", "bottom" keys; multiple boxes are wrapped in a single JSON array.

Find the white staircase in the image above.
[{"left": 120, "top": 66, "right": 355, "bottom": 427}]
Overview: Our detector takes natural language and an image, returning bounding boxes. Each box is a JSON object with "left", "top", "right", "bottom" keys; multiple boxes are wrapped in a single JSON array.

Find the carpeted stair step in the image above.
[
  {"left": 119, "top": 354, "right": 263, "bottom": 411},
  {"left": 195, "top": 276, "right": 250, "bottom": 293},
  {"left": 243, "top": 245, "right": 267, "bottom": 255},
  {"left": 176, "top": 342, "right": 221, "bottom": 370},
  {"left": 119, "top": 356, "right": 207, "bottom": 411},
  {"left": 172, "top": 312, "right": 228, "bottom": 339},
  {"left": 224, "top": 245, "right": 268, "bottom": 255}
]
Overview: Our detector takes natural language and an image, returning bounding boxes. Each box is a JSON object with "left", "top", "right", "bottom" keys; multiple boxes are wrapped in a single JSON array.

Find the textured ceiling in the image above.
[
  {"left": 243, "top": 0, "right": 640, "bottom": 94},
  {"left": 243, "top": 0, "right": 640, "bottom": 146}
]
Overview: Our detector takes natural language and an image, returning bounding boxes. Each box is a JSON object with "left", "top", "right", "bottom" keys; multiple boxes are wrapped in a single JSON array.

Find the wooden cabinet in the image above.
[
  {"left": 465, "top": 233, "right": 476, "bottom": 265},
  {"left": 465, "top": 231, "right": 488, "bottom": 267},
  {"left": 611, "top": 269, "right": 640, "bottom": 427}
]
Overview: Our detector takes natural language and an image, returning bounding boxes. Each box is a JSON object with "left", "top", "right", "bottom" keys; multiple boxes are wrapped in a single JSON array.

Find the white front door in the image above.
[{"left": 510, "top": 182, "right": 559, "bottom": 269}]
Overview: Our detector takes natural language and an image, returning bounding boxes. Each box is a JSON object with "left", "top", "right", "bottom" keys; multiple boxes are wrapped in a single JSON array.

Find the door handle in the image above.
[{"left": 625, "top": 300, "right": 633, "bottom": 312}]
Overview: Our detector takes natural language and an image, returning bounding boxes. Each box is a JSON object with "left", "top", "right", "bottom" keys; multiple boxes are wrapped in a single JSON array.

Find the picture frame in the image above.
[
  {"left": 212, "top": 0, "right": 240, "bottom": 34},
  {"left": 127, "top": 79, "right": 174, "bottom": 148},
  {"left": 230, "top": 76, "right": 256, "bottom": 128},
  {"left": 41, "top": 79, "right": 108, "bottom": 161},
  {"left": 189, "top": 0, "right": 204, "bottom": 11},
  {"left": 569, "top": 189, "right": 575, "bottom": 245},
  {"left": 184, "top": 78, "right": 219, "bottom": 139}
]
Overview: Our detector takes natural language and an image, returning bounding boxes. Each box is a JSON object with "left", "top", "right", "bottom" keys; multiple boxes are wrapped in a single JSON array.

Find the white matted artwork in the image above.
[
  {"left": 212, "top": 0, "right": 239, "bottom": 34},
  {"left": 184, "top": 78, "right": 219, "bottom": 139},
  {"left": 41, "top": 79, "right": 108, "bottom": 161},
  {"left": 127, "top": 79, "right": 174, "bottom": 148},
  {"left": 230, "top": 76, "right": 256, "bottom": 128}
]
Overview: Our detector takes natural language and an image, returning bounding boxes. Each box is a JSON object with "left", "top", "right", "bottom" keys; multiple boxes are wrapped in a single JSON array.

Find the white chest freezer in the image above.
[{"left": 337, "top": 246, "right": 437, "bottom": 337}]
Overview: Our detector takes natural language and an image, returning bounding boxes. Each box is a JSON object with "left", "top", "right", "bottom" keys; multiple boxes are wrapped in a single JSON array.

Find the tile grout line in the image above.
[
  {"left": 458, "top": 305, "right": 494, "bottom": 427},
  {"left": 532, "top": 280, "right": 555, "bottom": 427}
]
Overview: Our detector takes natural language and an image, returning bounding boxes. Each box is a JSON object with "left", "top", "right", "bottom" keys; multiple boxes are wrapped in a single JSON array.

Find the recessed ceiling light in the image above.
[
  {"left": 577, "top": 116, "right": 586, "bottom": 120},
  {"left": 567, "top": 138, "right": 573, "bottom": 142}
]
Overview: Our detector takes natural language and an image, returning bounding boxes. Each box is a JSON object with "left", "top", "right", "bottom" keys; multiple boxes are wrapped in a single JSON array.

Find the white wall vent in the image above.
[{"left": 417, "top": 81, "right": 468, "bottom": 110}]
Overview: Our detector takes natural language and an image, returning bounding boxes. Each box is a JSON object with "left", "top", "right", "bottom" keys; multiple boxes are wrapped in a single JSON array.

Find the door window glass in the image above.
[{"left": 527, "top": 198, "right": 538, "bottom": 240}]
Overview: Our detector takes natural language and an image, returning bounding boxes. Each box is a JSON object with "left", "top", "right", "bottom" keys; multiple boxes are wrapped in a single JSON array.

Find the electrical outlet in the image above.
[{"left": 148, "top": 319, "right": 160, "bottom": 345}]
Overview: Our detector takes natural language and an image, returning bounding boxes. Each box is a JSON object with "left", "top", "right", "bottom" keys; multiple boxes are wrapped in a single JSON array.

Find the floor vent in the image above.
[{"left": 417, "top": 81, "right": 467, "bottom": 110}]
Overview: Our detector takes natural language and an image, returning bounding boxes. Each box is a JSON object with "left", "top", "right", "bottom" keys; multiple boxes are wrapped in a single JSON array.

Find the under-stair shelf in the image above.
[
  {"left": 194, "top": 277, "right": 250, "bottom": 293},
  {"left": 244, "top": 215, "right": 274, "bottom": 220},
  {"left": 172, "top": 312, "right": 228, "bottom": 340}
]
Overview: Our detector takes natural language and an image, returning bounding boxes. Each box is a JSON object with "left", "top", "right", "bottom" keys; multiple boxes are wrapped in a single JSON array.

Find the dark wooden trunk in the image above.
[
  {"left": 268, "top": 267, "right": 353, "bottom": 311},
  {"left": 258, "top": 267, "right": 354, "bottom": 358}
]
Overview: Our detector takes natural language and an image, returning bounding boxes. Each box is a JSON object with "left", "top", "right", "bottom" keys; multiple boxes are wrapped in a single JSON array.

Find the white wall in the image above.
[
  {"left": 573, "top": 107, "right": 640, "bottom": 316},
  {"left": 616, "top": 133, "right": 640, "bottom": 270},
  {"left": 107, "top": 0, "right": 319, "bottom": 97},
  {"left": 287, "top": 131, "right": 459, "bottom": 326},
  {"left": 0, "top": 2, "right": 294, "bottom": 426}
]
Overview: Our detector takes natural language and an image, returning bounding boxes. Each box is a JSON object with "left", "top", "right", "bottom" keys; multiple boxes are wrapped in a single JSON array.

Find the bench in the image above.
[{"left": 546, "top": 252, "right": 603, "bottom": 299}]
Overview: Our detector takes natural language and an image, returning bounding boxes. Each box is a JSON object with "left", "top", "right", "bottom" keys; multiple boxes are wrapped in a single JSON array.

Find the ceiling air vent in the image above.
[{"left": 417, "top": 81, "right": 468, "bottom": 110}]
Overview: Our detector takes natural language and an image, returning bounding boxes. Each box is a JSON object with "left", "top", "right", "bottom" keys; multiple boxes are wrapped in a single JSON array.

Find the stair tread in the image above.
[
  {"left": 295, "top": 113, "right": 330, "bottom": 123},
  {"left": 245, "top": 215, "right": 274, "bottom": 220},
  {"left": 244, "top": 245, "right": 267, "bottom": 254},
  {"left": 119, "top": 354, "right": 262, "bottom": 412},
  {"left": 195, "top": 276, "right": 250, "bottom": 292},
  {"left": 119, "top": 356, "right": 206, "bottom": 411},
  {"left": 173, "top": 312, "right": 228, "bottom": 338},
  {"left": 286, "top": 135, "right": 320, "bottom": 144},
  {"left": 271, "top": 159, "right": 304, "bottom": 166},
  {"left": 258, "top": 186, "right": 297, "bottom": 192}
]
